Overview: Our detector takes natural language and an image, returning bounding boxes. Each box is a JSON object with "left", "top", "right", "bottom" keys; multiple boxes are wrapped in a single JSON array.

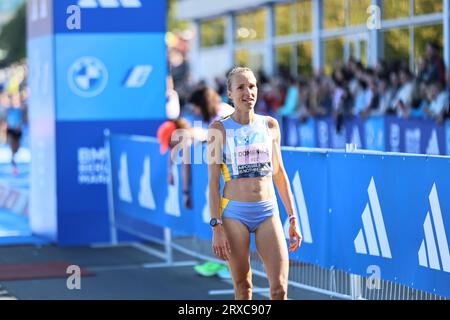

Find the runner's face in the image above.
[{"left": 228, "top": 72, "right": 258, "bottom": 111}]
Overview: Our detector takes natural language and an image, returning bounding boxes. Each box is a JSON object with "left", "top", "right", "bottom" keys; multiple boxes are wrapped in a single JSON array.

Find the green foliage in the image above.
[
  {"left": 168, "top": 0, "right": 189, "bottom": 32},
  {"left": 0, "top": 3, "right": 26, "bottom": 66}
]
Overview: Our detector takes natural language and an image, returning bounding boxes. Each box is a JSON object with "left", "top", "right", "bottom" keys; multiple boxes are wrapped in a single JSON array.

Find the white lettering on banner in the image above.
[
  {"left": 66, "top": 5, "right": 81, "bottom": 30},
  {"left": 284, "top": 171, "right": 312, "bottom": 243},
  {"left": 354, "top": 177, "right": 392, "bottom": 258},
  {"left": 317, "top": 121, "right": 328, "bottom": 148},
  {"left": 31, "top": 0, "right": 48, "bottom": 22},
  {"left": 351, "top": 126, "right": 362, "bottom": 149},
  {"left": 366, "top": 122, "right": 384, "bottom": 150},
  {"left": 78, "top": 147, "right": 108, "bottom": 185},
  {"left": 366, "top": 5, "right": 381, "bottom": 30},
  {"left": 366, "top": 265, "right": 381, "bottom": 290},
  {"left": 165, "top": 163, "right": 180, "bottom": 217},
  {"left": 138, "top": 157, "right": 155, "bottom": 210},
  {"left": 418, "top": 184, "right": 450, "bottom": 272},
  {"left": 300, "top": 123, "right": 314, "bottom": 146},
  {"left": 390, "top": 124, "right": 400, "bottom": 152},
  {"left": 288, "top": 122, "right": 298, "bottom": 146},
  {"left": 405, "top": 128, "right": 421, "bottom": 154},
  {"left": 118, "top": 152, "right": 132, "bottom": 202},
  {"left": 426, "top": 130, "right": 440, "bottom": 155},
  {"left": 365, "top": 124, "right": 375, "bottom": 149},
  {"left": 66, "top": 265, "right": 81, "bottom": 290},
  {"left": 376, "top": 126, "right": 384, "bottom": 149},
  {"left": 78, "top": 0, "right": 142, "bottom": 8}
]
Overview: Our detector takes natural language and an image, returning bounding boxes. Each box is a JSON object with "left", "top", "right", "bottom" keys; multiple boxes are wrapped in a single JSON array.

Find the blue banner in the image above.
[
  {"left": 53, "top": 0, "right": 166, "bottom": 34},
  {"left": 55, "top": 33, "right": 166, "bottom": 121},
  {"left": 56, "top": 120, "right": 163, "bottom": 245},
  {"left": 365, "top": 116, "right": 385, "bottom": 151},
  {"left": 27, "top": 0, "right": 167, "bottom": 245},
  {"left": 108, "top": 135, "right": 450, "bottom": 297},
  {"left": 110, "top": 135, "right": 198, "bottom": 237},
  {"left": 298, "top": 118, "right": 316, "bottom": 148},
  {"left": 328, "top": 152, "right": 450, "bottom": 297},
  {"left": 283, "top": 117, "right": 299, "bottom": 147},
  {"left": 446, "top": 120, "right": 450, "bottom": 155},
  {"left": 384, "top": 117, "right": 446, "bottom": 155},
  {"left": 345, "top": 117, "right": 365, "bottom": 149},
  {"left": 287, "top": 115, "right": 449, "bottom": 155},
  {"left": 314, "top": 116, "right": 347, "bottom": 149},
  {"left": 281, "top": 149, "right": 330, "bottom": 265}
]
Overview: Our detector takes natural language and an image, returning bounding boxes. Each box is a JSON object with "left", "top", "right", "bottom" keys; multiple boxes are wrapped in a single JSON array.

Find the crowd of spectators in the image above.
[{"left": 170, "top": 41, "right": 450, "bottom": 130}]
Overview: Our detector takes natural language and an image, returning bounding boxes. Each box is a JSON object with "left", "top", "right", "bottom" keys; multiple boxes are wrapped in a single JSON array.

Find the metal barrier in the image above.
[
  {"left": 111, "top": 227, "right": 449, "bottom": 300},
  {"left": 173, "top": 236, "right": 448, "bottom": 300},
  {"left": 105, "top": 134, "right": 450, "bottom": 300}
]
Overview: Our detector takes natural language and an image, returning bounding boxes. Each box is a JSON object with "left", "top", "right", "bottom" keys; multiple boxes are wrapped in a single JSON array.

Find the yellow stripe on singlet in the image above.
[
  {"left": 221, "top": 163, "right": 231, "bottom": 182},
  {"left": 220, "top": 197, "right": 229, "bottom": 218}
]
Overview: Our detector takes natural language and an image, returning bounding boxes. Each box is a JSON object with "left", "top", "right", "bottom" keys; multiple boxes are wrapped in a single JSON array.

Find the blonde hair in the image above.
[{"left": 226, "top": 66, "right": 254, "bottom": 90}]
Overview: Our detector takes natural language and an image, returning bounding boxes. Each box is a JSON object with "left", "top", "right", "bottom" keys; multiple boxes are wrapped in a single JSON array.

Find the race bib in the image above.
[{"left": 235, "top": 143, "right": 270, "bottom": 166}]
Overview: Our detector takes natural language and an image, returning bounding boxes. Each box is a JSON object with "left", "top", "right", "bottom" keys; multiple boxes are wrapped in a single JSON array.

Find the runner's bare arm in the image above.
[
  {"left": 267, "top": 116, "right": 301, "bottom": 252},
  {"left": 207, "top": 121, "right": 225, "bottom": 220},
  {"left": 268, "top": 117, "right": 295, "bottom": 217}
]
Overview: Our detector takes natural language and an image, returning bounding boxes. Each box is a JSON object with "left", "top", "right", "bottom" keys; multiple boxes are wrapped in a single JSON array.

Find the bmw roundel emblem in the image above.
[{"left": 68, "top": 56, "right": 108, "bottom": 98}]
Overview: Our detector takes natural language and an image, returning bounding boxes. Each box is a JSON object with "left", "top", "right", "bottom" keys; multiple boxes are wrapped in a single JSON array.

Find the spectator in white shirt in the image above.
[
  {"left": 391, "top": 68, "right": 414, "bottom": 118},
  {"left": 424, "top": 81, "right": 449, "bottom": 123}
]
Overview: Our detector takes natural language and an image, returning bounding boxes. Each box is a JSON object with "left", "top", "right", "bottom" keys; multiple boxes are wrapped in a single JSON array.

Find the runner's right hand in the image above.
[{"left": 212, "top": 227, "right": 231, "bottom": 261}]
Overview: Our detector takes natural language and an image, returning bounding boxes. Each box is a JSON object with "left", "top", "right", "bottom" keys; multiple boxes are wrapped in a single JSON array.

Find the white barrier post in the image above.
[
  {"left": 346, "top": 143, "right": 358, "bottom": 152},
  {"left": 164, "top": 227, "right": 173, "bottom": 265},
  {"left": 350, "top": 274, "right": 363, "bottom": 300},
  {"left": 104, "top": 129, "right": 118, "bottom": 245}
]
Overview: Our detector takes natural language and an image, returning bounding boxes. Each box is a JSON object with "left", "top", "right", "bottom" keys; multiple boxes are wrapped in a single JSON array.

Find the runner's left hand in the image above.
[{"left": 289, "top": 219, "right": 302, "bottom": 252}]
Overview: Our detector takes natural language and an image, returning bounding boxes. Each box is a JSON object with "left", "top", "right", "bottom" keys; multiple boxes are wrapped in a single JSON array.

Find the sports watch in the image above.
[{"left": 209, "top": 218, "right": 223, "bottom": 227}]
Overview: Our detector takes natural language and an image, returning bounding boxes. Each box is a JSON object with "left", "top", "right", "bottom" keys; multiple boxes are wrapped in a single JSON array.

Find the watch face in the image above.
[{"left": 210, "top": 218, "right": 218, "bottom": 226}]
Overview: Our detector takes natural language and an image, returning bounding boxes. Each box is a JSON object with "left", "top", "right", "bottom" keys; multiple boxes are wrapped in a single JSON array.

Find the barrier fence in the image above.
[{"left": 106, "top": 132, "right": 450, "bottom": 299}]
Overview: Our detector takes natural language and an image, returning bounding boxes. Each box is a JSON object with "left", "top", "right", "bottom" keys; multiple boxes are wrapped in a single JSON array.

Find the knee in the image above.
[
  {"left": 270, "top": 285, "right": 287, "bottom": 300},
  {"left": 234, "top": 278, "right": 252, "bottom": 300}
]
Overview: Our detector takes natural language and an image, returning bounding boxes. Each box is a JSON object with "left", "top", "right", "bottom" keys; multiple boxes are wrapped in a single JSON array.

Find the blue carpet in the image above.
[
  {"left": 0, "top": 154, "right": 48, "bottom": 246},
  {"left": 0, "top": 208, "right": 49, "bottom": 246}
]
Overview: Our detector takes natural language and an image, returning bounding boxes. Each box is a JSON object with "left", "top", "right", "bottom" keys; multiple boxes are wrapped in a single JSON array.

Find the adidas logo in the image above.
[
  {"left": 164, "top": 163, "right": 181, "bottom": 217},
  {"left": 426, "top": 129, "right": 439, "bottom": 155},
  {"left": 118, "top": 153, "right": 132, "bottom": 203},
  {"left": 138, "top": 157, "right": 155, "bottom": 210},
  {"left": 354, "top": 177, "right": 392, "bottom": 258},
  {"left": 418, "top": 183, "right": 450, "bottom": 272},
  {"left": 124, "top": 65, "right": 152, "bottom": 88},
  {"left": 284, "top": 171, "right": 312, "bottom": 244},
  {"left": 78, "top": 0, "right": 142, "bottom": 8}
]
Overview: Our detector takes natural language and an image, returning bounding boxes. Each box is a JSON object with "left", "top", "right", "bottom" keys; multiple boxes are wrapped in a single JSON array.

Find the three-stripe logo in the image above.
[
  {"left": 284, "top": 171, "right": 313, "bottom": 244},
  {"left": 418, "top": 183, "right": 450, "bottom": 272},
  {"left": 354, "top": 177, "right": 392, "bottom": 258},
  {"left": 78, "top": 0, "right": 142, "bottom": 8},
  {"left": 124, "top": 65, "right": 153, "bottom": 88}
]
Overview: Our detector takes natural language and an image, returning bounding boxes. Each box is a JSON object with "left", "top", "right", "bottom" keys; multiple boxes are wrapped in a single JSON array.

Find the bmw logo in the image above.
[{"left": 68, "top": 56, "right": 108, "bottom": 98}]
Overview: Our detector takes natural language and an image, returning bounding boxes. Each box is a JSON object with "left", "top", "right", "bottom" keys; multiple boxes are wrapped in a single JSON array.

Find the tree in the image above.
[
  {"left": 0, "top": 3, "right": 26, "bottom": 66},
  {"left": 168, "top": 0, "right": 189, "bottom": 32}
]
